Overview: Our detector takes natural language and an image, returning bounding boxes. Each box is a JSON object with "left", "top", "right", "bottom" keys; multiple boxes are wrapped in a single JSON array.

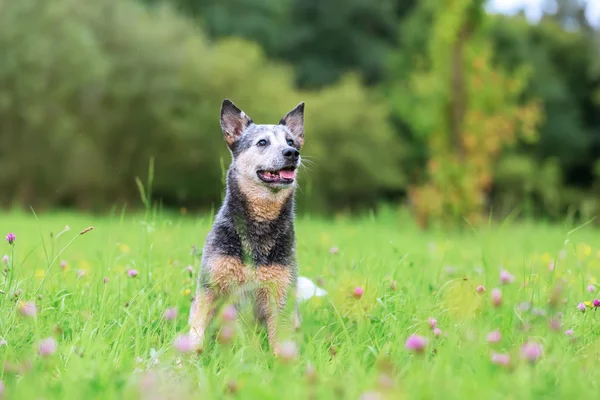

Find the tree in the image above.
[
  {"left": 152, "top": 0, "right": 417, "bottom": 89},
  {"left": 387, "top": 0, "right": 542, "bottom": 228}
]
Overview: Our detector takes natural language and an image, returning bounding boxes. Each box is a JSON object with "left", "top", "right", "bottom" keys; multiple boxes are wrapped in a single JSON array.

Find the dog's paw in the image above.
[
  {"left": 292, "top": 312, "right": 302, "bottom": 331},
  {"left": 188, "top": 331, "right": 204, "bottom": 354}
]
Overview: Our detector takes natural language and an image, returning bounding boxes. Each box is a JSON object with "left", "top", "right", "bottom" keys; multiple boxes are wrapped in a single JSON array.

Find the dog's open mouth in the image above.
[{"left": 257, "top": 167, "right": 296, "bottom": 184}]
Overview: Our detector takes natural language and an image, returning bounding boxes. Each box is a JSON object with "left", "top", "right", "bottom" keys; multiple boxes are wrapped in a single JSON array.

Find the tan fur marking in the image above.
[
  {"left": 188, "top": 289, "right": 216, "bottom": 353},
  {"left": 188, "top": 256, "right": 249, "bottom": 352},
  {"left": 255, "top": 265, "right": 293, "bottom": 351},
  {"left": 236, "top": 173, "right": 293, "bottom": 221},
  {"left": 207, "top": 255, "right": 248, "bottom": 294},
  {"left": 256, "top": 265, "right": 292, "bottom": 288}
]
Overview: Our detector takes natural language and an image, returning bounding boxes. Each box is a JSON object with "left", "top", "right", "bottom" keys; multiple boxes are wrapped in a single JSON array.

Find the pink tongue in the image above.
[{"left": 279, "top": 169, "right": 295, "bottom": 180}]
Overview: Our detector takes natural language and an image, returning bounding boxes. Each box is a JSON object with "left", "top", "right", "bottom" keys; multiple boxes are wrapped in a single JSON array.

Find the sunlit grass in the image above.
[{"left": 1, "top": 209, "right": 600, "bottom": 399}]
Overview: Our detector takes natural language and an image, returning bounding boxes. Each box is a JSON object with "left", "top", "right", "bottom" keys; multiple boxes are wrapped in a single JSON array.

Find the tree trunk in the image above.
[{"left": 449, "top": 27, "right": 470, "bottom": 159}]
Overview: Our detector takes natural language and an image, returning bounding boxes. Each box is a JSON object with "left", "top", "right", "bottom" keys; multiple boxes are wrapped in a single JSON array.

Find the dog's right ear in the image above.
[{"left": 220, "top": 99, "right": 253, "bottom": 147}]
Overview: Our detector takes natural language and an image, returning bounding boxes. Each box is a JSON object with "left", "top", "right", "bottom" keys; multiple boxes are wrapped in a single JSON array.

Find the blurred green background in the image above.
[{"left": 0, "top": 0, "right": 599, "bottom": 226}]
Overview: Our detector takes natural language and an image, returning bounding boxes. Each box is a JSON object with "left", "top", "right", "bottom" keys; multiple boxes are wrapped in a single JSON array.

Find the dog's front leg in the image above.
[
  {"left": 255, "top": 265, "right": 293, "bottom": 355},
  {"left": 188, "top": 287, "right": 216, "bottom": 353},
  {"left": 189, "top": 255, "right": 247, "bottom": 353}
]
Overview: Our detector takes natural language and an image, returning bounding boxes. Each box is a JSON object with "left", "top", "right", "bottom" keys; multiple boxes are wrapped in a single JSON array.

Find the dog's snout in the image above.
[{"left": 282, "top": 147, "right": 299, "bottom": 161}]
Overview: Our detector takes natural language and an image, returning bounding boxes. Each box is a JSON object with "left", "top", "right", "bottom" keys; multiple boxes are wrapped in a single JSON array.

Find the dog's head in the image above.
[{"left": 220, "top": 99, "right": 304, "bottom": 191}]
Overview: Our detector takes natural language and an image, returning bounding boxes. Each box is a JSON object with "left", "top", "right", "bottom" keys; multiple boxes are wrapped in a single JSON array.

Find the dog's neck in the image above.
[{"left": 226, "top": 168, "right": 295, "bottom": 222}]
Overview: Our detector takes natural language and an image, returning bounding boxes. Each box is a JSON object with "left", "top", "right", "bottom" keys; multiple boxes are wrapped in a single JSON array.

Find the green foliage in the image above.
[
  {"left": 300, "top": 75, "right": 406, "bottom": 213},
  {"left": 487, "top": 15, "right": 600, "bottom": 181},
  {"left": 386, "top": 0, "right": 542, "bottom": 228},
  {"left": 162, "top": 0, "right": 411, "bottom": 88},
  {"left": 494, "top": 154, "right": 564, "bottom": 217},
  {"left": 0, "top": 0, "right": 403, "bottom": 213},
  {"left": 1, "top": 0, "right": 600, "bottom": 219},
  {"left": 276, "top": 0, "right": 401, "bottom": 88}
]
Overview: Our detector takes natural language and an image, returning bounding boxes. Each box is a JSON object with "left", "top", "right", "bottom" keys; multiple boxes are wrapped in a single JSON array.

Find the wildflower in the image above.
[
  {"left": 353, "top": 287, "right": 364, "bottom": 299},
  {"left": 565, "top": 329, "right": 574, "bottom": 336},
  {"left": 433, "top": 328, "right": 442, "bottom": 337},
  {"left": 103, "top": 277, "right": 109, "bottom": 284},
  {"left": 5, "top": 233, "right": 15, "bottom": 245},
  {"left": 549, "top": 318, "right": 561, "bottom": 331},
  {"left": 476, "top": 285, "right": 485, "bottom": 294},
  {"left": 378, "top": 373, "right": 394, "bottom": 390},
  {"left": 405, "top": 334, "right": 428, "bottom": 353},
  {"left": 548, "top": 262, "right": 555, "bottom": 272},
  {"left": 128, "top": 269, "right": 139, "bottom": 278},
  {"left": 500, "top": 270, "right": 515, "bottom": 285},
  {"left": 1, "top": 255, "right": 8, "bottom": 265},
  {"left": 163, "top": 307, "right": 177, "bottom": 321},
  {"left": 532, "top": 308, "right": 546, "bottom": 317},
  {"left": 329, "top": 247, "right": 339, "bottom": 254},
  {"left": 577, "top": 302, "right": 586, "bottom": 312},
  {"left": 427, "top": 318, "right": 437, "bottom": 329},
  {"left": 559, "top": 249, "right": 567, "bottom": 259},
  {"left": 390, "top": 280, "right": 397, "bottom": 291},
  {"left": 487, "top": 330, "right": 501, "bottom": 344},
  {"left": 60, "top": 260, "right": 68, "bottom": 270},
  {"left": 305, "top": 364, "right": 317, "bottom": 383},
  {"left": 588, "top": 284, "right": 596, "bottom": 293},
  {"left": 491, "top": 353, "right": 510, "bottom": 366},
  {"left": 521, "top": 342, "right": 543, "bottom": 363},
  {"left": 226, "top": 380, "right": 238, "bottom": 394},
  {"left": 359, "top": 392, "right": 383, "bottom": 400},
  {"left": 517, "top": 302, "right": 531, "bottom": 312},
  {"left": 581, "top": 244, "right": 592, "bottom": 258},
  {"left": 173, "top": 334, "right": 195, "bottom": 353},
  {"left": 491, "top": 288, "right": 502, "bottom": 307},
  {"left": 594, "top": 299, "right": 600, "bottom": 308},
  {"left": 221, "top": 305, "right": 237, "bottom": 322},
  {"left": 444, "top": 266, "right": 456, "bottom": 276},
  {"left": 18, "top": 301, "right": 37, "bottom": 318},
  {"left": 38, "top": 337, "right": 57, "bottom": 357},
  {"left": 0, "top": 338, "right": 7, "bottom": 346},
  {"left": 278, "top": 340, "right": 298, "bottom": 363},
  {"left": 218, "top": 325, "right": 235, "bottom": 345}
]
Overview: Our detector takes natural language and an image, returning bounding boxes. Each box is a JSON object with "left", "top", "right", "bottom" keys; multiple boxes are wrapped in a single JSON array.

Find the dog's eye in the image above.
[
  {"left": 286, "top": 139, "right": 294, "bottom": 146},
  {"left": 257, "top": 139, "right": 267, "bottom": 147}
]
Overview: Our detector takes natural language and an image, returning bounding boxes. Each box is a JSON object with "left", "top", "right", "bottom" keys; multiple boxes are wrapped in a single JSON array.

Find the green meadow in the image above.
[{"left": 1, "top": 209, "right": 600, "bottom": 399}]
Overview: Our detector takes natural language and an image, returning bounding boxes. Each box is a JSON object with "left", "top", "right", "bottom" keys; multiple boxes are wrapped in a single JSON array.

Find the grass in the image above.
[{"left": 1, "top": 207, "right": 600, "bottom": 399}]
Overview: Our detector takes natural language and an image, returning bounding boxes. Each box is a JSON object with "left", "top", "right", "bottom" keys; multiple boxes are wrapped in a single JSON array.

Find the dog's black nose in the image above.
[{"left": 283, "top": 147, "right": 299, "bottom": 161}]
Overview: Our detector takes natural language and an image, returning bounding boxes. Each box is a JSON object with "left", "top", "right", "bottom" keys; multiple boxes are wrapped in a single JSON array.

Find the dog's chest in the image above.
[{"left": 235, "top": 216, "right": 291, "bottom": 267}]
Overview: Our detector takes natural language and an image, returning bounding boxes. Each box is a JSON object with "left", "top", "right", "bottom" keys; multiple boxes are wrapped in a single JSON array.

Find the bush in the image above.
[
  {"left": 493, "top": 154, "right": 563, "bottom": 218},
  {"left": 0, "top": 0, "right": 404, "bottom": 213}
]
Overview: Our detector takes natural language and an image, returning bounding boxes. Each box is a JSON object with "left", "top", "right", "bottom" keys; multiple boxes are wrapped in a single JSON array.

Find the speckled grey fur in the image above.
[{"left": 189, "top": 99, "right": 305, "bottom": 351}]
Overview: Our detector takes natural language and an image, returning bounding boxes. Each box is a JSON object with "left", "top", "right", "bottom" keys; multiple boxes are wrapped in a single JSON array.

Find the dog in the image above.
[{"left": 188, "top": 99, "right": 305, "bottom": 355}]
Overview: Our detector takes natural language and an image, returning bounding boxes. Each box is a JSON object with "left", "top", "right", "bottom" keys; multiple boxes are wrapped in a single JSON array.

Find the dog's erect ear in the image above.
[
  {"left": 279, "top": 102, "right": 305, "bottom": 147},
  {"left": 220, "top": 99, "right": 253, "bottom": 146}
]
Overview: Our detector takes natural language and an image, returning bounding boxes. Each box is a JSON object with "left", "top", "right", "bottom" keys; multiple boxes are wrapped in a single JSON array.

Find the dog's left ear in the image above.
[
  {"left": 279, "top": 102, "right": 305, "bottom": 147},
  {"left": 221, "top": 99, "right": 253, "bottom": 147}
]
